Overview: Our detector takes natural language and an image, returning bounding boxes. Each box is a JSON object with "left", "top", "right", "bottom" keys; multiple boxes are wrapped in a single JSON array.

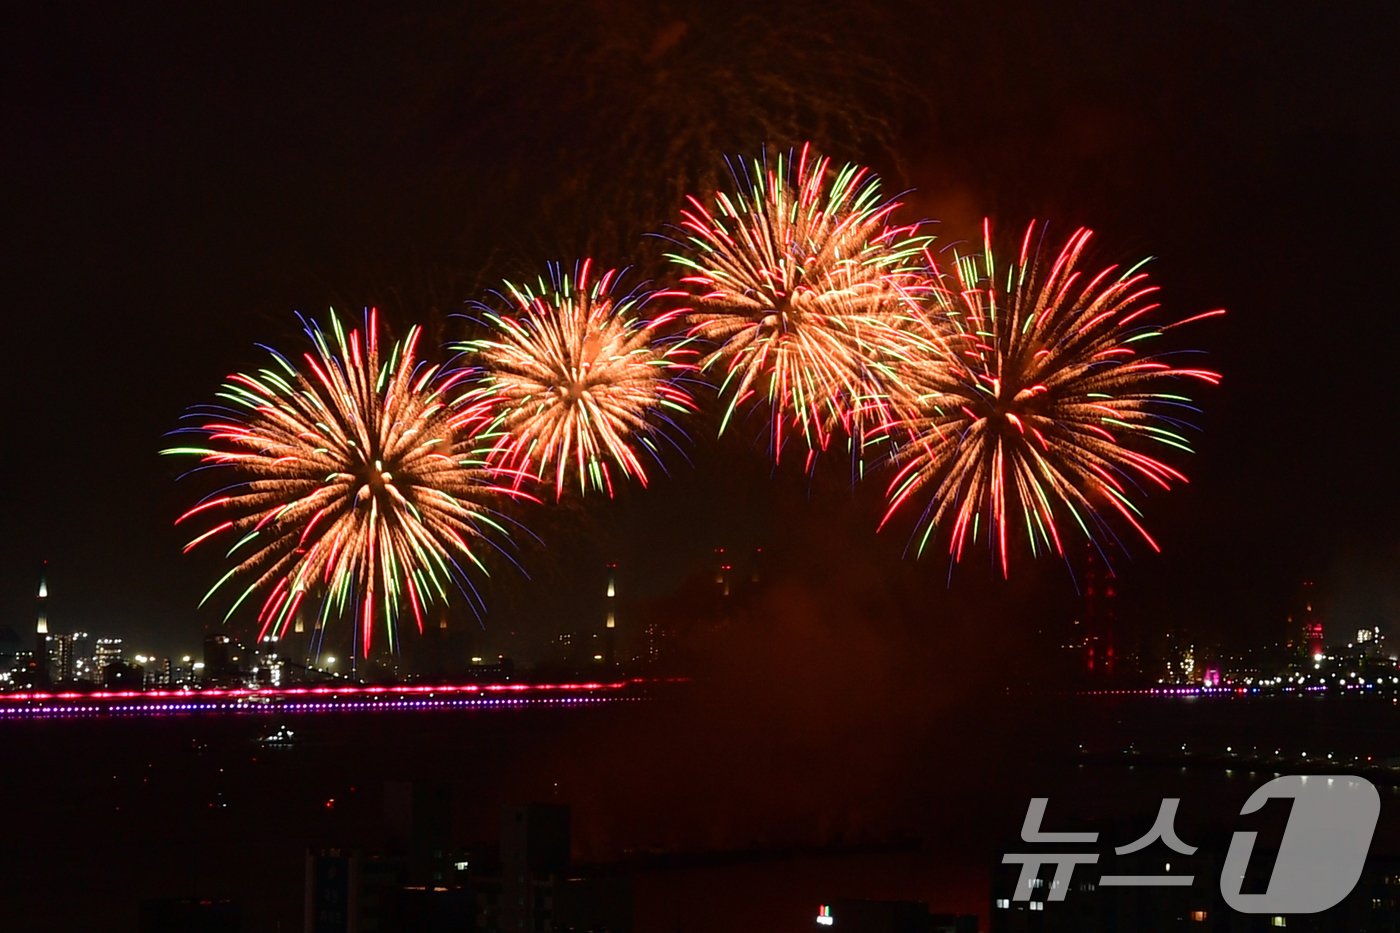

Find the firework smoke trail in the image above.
[
  {"left": 458, "top": 259, "right": 697, "bottom": 499},
  {"left": 878, "top": 220, "right": 1223, "bottom": 576},
  {"left": 666, "top": 143, "right": 933, "bottom": 465},
  {"left": 164, "top": 309, "right": 532, "bottom": 657}
]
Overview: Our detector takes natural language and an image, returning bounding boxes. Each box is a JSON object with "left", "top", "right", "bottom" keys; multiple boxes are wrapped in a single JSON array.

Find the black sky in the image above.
[{"left": 3, "top": 1, "right": 1398, "bottom": 657}]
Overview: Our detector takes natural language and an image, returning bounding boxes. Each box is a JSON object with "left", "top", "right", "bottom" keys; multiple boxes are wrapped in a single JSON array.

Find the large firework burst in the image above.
[
  {"left": 879, "top": 221, "right": 1223, "bottom": 575},
  {"left": 458, "top": 260, "right": 696, "bottom": 499},
  {"left": 667, "top": 143, "right": 932, "bottom": 462},
  {"left": 164, "top": 310, "right": 528, "bottom": 656}
]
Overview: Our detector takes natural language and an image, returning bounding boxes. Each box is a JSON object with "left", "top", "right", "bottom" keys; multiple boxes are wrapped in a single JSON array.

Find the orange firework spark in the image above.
[{"left": 878, "top": 221, "right": 1223, "bottom": 575}]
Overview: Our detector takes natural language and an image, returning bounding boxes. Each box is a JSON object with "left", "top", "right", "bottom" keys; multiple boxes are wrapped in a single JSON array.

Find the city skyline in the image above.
[
  {"left": 6, "top": 5, "right": 1397, "bottom": 661},
  {"left": 7, "top": 547, "right": 1395, "bottom": 698}
]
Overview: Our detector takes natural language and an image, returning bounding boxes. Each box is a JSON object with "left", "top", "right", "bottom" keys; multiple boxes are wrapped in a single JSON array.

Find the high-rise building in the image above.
[
  {"left": 0, "top": 624, "right": 22, "bottom": 684},
  {"left": 714, "top": 546, "right": 732, "bottom": 598},
  {"left": 384, "top": 781, "right": 455, "bottom": 883},
  {"left": 643, "top": 622, "right": 668, "bottom": 665},
  {"left": 71, "top": 632, "right": 95, "bottom": 682},
  {"left": 254, "top": 635, "right": 286, "bottom": 686},
  {"left": 1299, "top": 580, "right": 1325, "bottom": 661},
  {"left": 303, "top": 800, "right": 627, "bottom": 933},
  {"left": 34, "top": 562, "right": 50, "bottom": 687},
  {"left": 604, "top": 561, "right": 617, "bottom": 666},
  {"left": 203, "top": 633, "right": 247, "bottom": 684},
  {"left": 499, "top": 803, "right": 570, "bottom": 933},
  {"left": 304, "top": 849, "right": 406, "bottom": 933},
  {"left": 51, "top": 632, "right": 77, "bottom": 682},
  {"left": 1082, "top": 546, "right": 1117, "bottom": 677},
  {"left": 94, "top": 637, "right": 124, "bottom": 680}
]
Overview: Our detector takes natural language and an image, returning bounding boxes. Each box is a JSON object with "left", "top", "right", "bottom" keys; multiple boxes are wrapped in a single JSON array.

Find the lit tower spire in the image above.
[
  {"left": 35, "top": 561, "right": 51, "bottom": 687},
  {"left": 37, "top": 563, "right": 48, "bottom": 631},
  {"left": 604, "top": 562, "right": 617, "bottom": 666}
]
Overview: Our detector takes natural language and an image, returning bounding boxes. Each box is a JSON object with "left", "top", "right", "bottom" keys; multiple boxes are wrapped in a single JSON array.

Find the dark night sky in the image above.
[{"left": 3, "top": 1, "right": 1398, "bottom": 658}]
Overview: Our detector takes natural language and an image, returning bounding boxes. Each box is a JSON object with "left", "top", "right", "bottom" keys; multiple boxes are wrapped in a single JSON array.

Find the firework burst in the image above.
[
  {"left": 667, "top": 143, "right": 932, "bottom": 462},
  {"left": 458, "top": 260, "right": 696, "bottom": 499},
  {"left": 879, "top": 221, "right": 1223, "bottom": 575},
  {"left": 164, "top": 310, "right": 529, "bottom": 656}
]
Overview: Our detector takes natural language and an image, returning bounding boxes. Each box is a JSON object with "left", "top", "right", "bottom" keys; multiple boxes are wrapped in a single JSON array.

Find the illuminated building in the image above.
[
  {"left": 94, "top": 637, "right": 124, "bottom": 680},
  {"left": 556, "top": 631, "right": 604, "bottom": 669},
  {"left": 104, "top": 656, "right": 145, "bottom": 688},
  {"left": 51, "top": 633, "right": 71, "bottom": 682},
  {"left": 714, "top": 546, "right": 732, "bottom": 598},
  {"left": 171, "top": 654, "right": 199, "bottom": 685},
  {"left": 71, "top": 632, "right": 95, "bottom": 682},
  {"left": 45, "top": 618, "right": 95, "bottom": 684},
  {"left": 643, "top": 622, "right": 667, "bottom": 665},
  {"left": 1289, "top": 580, "right": 1326, "bottom": 662},
  {"left": 1357, "top": 626, "right": 1388, "bottom": 660},
  {"left": 255, "top": 635, "right": 286, "bottom": 686},
  {"left": 1302, "top": 584, "right": 1325, "bottom": 660},
  {"left": 0, "top": 624, "right": 21, "bottom": 684},
  {"left": 605, "top": 561, "right": 618, "bottom": 666},
  {"left": 1082, "top": 546, "right": 1117, "bottom": 677},
  {"left": 34, "top": 562, "right": 50, "bottom": 687},
  {"left": 203, "top": 633, "right": 247, "bottom": 685},
  {"left": 551, "top": 563, "right": 621, "bottom": 670}
]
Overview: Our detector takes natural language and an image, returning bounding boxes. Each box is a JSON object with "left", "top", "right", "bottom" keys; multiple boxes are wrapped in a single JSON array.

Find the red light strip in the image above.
[{"left": 0, "top": 676, "right": 681, "bottom": 704}]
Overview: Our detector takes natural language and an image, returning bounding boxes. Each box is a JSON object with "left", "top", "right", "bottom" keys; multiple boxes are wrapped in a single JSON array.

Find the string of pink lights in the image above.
[{"left": 0, "top": 677, "right": 679, "bottom": 718}]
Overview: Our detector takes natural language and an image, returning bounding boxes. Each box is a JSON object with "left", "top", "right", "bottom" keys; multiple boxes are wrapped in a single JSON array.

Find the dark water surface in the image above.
[{"left": 3, "top": 690, "right": 1399, "bottom": 931}]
